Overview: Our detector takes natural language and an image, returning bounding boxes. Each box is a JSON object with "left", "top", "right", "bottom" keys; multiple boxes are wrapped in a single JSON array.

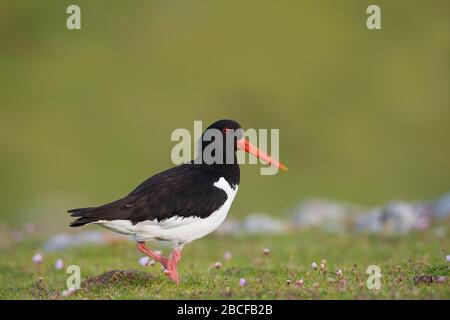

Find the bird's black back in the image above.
[{"left": 69, "top": 162, "right": 240, "bottom": 226}]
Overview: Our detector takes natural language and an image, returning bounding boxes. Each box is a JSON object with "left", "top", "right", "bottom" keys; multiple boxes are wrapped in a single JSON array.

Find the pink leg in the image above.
[
  {"left": 166, "top": 248, "right": 182, "bottom": 284},
  {"left": 136, "top": 242, "right": 168, "bottom": 269}
]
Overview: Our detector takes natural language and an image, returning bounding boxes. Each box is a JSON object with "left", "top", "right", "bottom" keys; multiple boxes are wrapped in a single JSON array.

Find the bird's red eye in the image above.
[{"left": 222, "top": 127, "right": 230, "bottom": 133}]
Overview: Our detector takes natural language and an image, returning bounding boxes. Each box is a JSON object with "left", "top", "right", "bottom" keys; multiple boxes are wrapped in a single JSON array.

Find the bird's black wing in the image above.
[{"left": 68, "top": 164, "right": 229, "bottom": 227}]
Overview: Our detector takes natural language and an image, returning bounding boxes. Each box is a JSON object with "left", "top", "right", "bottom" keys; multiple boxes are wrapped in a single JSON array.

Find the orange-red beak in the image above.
[{"left": 237, "top": 138, "right": 288, "bottom": 171}]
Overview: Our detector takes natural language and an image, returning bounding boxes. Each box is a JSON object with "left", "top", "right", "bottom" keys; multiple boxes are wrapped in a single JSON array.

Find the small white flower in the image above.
[
  {"left": 55, "top": 259, "right": 64, "bottom": 270},
  {"left": 148, "top": 259, "right": 155, "bottom": 266},
  {"left": 295, "top": 279, "right": 304, "bottom": 288},
  {"left": 311, "top": 262, "right": 318, "bottom": 270},
  {"left": 139, "top": 256, "right": 150, "bottom": 266},
  {"left": 224, "top": 251, "right": 232, "bottom": 260},
  {"left": 286, "top": 279, "right": 292, "bottom": 286},
  {"left": 262, "top": 248, "right": 270, "bottom": 256},
  {"left": 32, "top": 253, "right": 43, "bottom": 265},
  {"left": 239, "top": 278, "right": 247, "bottom": 287},
  {"left": 336, "top": 269, "right": 343, "bottom": 278},
  {"left": 320, "top": 263, "right": 326, "bottom": 270},
  {"left": 61, "top": 288, "right": 77, "bottom": 297},
  {"left": 214, "top": 262, "right": 222, "bottom": 269},
  {"left": 446, "top": 255, "right": 450, "bottom": 263}
]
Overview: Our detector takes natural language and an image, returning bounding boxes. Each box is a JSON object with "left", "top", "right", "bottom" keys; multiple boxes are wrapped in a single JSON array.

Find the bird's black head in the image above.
[
  {"left": 204, "top": 119, "right": 243, "bottom": 139},
  {"left": 198, "top": 119, "right": 243, "bottom": 166},
  {"left": 196, "top": 119, "right": 287, "bottom": 173}
]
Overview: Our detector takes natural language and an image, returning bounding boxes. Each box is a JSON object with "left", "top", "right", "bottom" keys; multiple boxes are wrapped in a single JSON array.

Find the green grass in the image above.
[{"left": 1, "top": 227, "right": 449, "bottom": 299}]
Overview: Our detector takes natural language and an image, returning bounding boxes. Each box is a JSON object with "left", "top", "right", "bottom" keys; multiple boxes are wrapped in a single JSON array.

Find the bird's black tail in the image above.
[
  {"left": 68, "top": 207, "right": 99, "bottom": 227},
  {"left": 68, "top": 198, "right": 126, "bottom": 227}
]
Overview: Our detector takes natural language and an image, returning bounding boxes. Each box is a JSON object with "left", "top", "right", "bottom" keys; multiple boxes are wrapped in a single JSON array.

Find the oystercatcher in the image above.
[{"left": 68, "top": 120, "right": 287, "bottom": 283}]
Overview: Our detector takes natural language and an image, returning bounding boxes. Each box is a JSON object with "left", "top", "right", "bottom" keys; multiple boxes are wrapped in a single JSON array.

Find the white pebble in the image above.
[
  {"left": 311, "top": 262, "right": 318, "bottom": 269},
  {"left": 435, "top": 276, "right": 446, "bottom": 283}
]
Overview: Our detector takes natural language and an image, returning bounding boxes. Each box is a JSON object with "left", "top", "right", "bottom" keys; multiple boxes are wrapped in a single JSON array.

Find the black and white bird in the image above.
[{"left": 68, "top": 120, "right": 287, "bottom": 283}]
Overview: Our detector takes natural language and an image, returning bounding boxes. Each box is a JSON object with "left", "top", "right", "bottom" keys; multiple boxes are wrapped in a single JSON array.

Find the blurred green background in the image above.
[{"left": 1, "top": 0, "right": 449, "bottom": 229}]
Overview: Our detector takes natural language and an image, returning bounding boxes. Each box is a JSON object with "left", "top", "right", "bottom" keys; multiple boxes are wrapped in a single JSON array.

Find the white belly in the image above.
[{"left": 96, "top": 177, "right": 238, "bottom": 245}]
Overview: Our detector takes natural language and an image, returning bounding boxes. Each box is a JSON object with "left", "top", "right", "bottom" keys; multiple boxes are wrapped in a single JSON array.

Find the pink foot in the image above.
[
  {"left": 136, "top": 242, "right": 169, "bottom": 269},
  {"left": 165, "top": 249, "right": 182, "bottom": 284}
]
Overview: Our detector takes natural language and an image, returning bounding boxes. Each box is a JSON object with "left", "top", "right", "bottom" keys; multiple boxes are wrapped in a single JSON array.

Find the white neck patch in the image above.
[{"left": 213, "top": 177, "right": 237, "bottom": 197}]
